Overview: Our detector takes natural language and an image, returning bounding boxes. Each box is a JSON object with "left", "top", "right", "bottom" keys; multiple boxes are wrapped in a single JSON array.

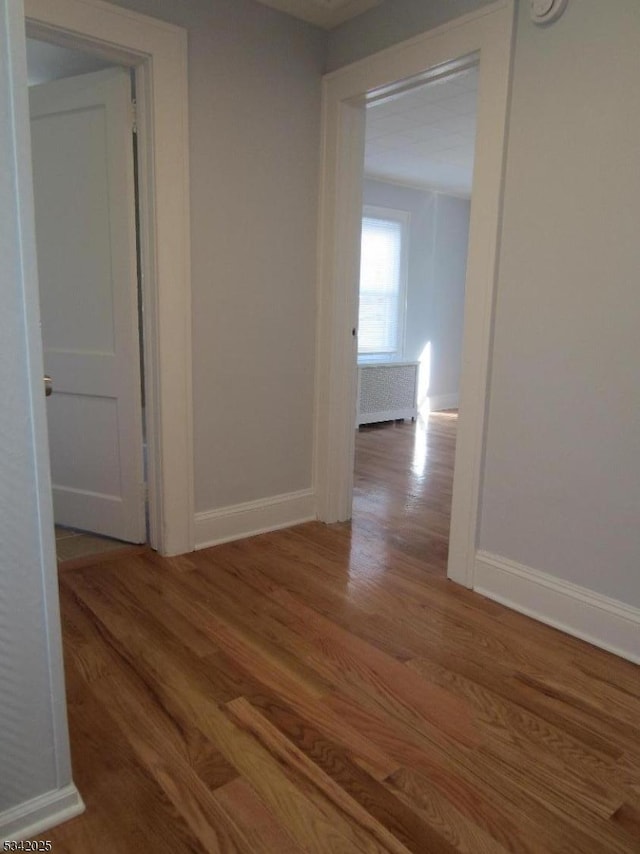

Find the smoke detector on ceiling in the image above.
[{"left": 530, "top": 0, "right": 568, "bottom": 25}]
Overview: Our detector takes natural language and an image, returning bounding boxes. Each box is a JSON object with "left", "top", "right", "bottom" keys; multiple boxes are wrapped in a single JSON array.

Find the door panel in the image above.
[{"left": 30, "top": 67, "right": 145, "bottom": 543}]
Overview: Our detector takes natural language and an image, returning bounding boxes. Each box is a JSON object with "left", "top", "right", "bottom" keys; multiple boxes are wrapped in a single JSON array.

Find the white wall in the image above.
[
  {"left": 0, "top": 0, "right": 80, "bottom": 835},
  {"left": 107, "top": 0, "right": 326, "bottom": 513},
  {"left": 26, "top": 38, "right": 114, "bottom": 85},
  {"left": 362, "top": 178, "right": 469, "bottom": 407},
  {"left": 327, "top": 0, "right": 493, "bottom": 71},
  {"left": 479, "top": 0, "right": 640, "bottom": 609},
  {"left": 331, "top": 1, "right": 640, "bottom": 615}
]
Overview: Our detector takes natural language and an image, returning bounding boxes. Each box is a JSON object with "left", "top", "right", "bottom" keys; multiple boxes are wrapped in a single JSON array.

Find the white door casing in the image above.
[
  {"left": 31, "top": 68, "right": 146, "bottom": 543},
  {"left": 314, "top": 0, "right": 515, "bottom": 587},
  {"left": 25, "top": 0, "right": 193, "bottom": 556}
]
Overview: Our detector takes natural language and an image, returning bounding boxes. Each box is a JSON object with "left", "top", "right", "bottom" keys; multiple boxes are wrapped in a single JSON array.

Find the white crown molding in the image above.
[
  {"left": 365, "top": 173, "right": 473, "bottom": 199},
  {"left": 364, "top": 173, "right": 473, "bottom": 200},
  {"left": 475, "top": 550, "right": 640, "bottom": 664}
]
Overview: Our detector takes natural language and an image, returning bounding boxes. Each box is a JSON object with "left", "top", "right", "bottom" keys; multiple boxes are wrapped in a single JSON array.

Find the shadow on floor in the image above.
[{"left": 55, "top": 525, "right": 134, "bottom": 564}]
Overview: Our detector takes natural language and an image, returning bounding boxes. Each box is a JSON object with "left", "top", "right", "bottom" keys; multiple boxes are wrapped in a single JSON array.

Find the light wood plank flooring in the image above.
[{"left": 40, "top": 414, "right": 640, "bottom": 852}]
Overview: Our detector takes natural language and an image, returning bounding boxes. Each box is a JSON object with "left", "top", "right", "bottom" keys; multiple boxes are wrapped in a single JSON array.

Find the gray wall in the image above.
[
  {"left": 335, "top": 0, "right": 640, "bottom": 609},
  {"left": 363, "top": 178, "right": 469, "bottom": 406},
  {"left": 327, "top": 0, "right": 492, "bottom": 71},
  {"left": 108, "top": 0, "right": 326, "bottom": 511},
  {"left": 1, "top": 0, "right": 71, "bottom": 815}
]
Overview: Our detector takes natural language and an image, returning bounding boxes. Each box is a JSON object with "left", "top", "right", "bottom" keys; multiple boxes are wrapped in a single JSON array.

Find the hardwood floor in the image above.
[
  {"left": 353, "top": 415, "right": 456, "bottom": 568},
  {"left": 40, "top": 414, "right": 640, "bottom": 852}
]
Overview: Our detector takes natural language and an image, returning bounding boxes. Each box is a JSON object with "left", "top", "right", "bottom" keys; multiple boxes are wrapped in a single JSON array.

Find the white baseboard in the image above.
[
  {"left": 195, "top": 488, "right": 316, "bottom": 550},
  {"left": 475, "top": 551, "right": 640, "bottom": 664},
  {"left": 358, "top": 407, "right": 417, "bottom": 425},
  {"left": 427, "top": 393, "right": 459, "bottom": 412},
  {"left": 0, "top": 784, "right": 84, "bottom": 844}
]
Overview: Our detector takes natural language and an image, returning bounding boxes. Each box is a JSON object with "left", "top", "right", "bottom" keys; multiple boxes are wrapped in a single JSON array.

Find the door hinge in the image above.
[{"left": 131, "top": 99, "right": 138, "bottom": 134}]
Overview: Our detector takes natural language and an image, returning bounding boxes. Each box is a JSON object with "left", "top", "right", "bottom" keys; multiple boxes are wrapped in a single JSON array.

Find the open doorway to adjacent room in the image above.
[
  {"left": 22, "top": 0, "right": 193, "bottom": 560},
  {"left": 315, "top": 3, "right": 512, "bottom": 588},
  {"left": 353, "top": 67, "right": 477, "bottom": 571}
]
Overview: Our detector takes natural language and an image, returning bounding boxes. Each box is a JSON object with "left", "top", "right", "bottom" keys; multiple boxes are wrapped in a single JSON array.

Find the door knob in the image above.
[{"left": 44, "top": 375, "right": 53, "bottom": 397}]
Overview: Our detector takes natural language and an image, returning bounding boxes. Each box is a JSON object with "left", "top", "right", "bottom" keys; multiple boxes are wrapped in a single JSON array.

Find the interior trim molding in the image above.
[
  {"left": 195, "top": 489, "right": 316, "bottom": 550},
  {"left": 475, "top": 550, "right": 640, "bottom": 664},
  {"left": 0, "top": 785, "right": 84, "bottom": 845}
]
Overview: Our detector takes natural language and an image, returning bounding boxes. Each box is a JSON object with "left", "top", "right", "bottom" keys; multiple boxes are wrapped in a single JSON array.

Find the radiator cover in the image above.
[{"left": 357, "top": 361, "right": 419, "bottom": 426}]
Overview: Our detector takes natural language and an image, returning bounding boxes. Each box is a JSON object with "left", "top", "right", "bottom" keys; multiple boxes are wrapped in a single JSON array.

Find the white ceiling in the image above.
[
  {"left": 365, "top": 66, "right": 479, "bottom": 198},
  {"left": 252, "top": 0, "right": 383, "bottom": 29}
]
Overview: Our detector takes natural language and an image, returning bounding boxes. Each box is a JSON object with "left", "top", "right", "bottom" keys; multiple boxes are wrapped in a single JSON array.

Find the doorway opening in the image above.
[
  {"left": 353, "top": 66, "right": 477, "bottom": 571},
  {"left": 314, "top": 2, "right": 514, "bottom": 588},
  {"left": 27, "top": 37, "right": 148, "bottom": 566}
]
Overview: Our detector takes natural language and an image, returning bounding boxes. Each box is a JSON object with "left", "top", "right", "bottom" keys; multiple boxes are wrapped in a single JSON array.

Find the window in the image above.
[{"left": 357, "top": 207, "right": 409, "bottom": 359}]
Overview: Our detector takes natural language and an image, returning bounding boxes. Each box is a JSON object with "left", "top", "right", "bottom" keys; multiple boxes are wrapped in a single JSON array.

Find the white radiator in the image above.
[{"left": 357, "top": 361, "right": 419, "bottom": 426}]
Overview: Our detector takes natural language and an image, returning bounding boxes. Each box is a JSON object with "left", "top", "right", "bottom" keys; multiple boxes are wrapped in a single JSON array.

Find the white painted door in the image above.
[{"left": 30, "top": 67, "right": 146, "bottom": 543}]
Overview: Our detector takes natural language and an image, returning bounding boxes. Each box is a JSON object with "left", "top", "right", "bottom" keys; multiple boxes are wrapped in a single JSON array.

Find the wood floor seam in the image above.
[{"left": 38, "top": 415, "right": 640, "bottom": 853}]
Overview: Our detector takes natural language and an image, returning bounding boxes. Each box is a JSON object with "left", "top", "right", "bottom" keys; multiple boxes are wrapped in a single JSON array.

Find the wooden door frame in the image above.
[
  {"left": 25, "top": 0, "right": 194, "bottom": 556},
  {"left": 313, "top": 0, "right": 514, "bottom": 587}
]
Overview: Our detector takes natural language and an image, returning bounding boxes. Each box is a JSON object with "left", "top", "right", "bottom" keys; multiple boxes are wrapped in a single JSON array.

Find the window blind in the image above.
[{"left": 358, "top": 215, "right": 404, "bottom": 356}]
